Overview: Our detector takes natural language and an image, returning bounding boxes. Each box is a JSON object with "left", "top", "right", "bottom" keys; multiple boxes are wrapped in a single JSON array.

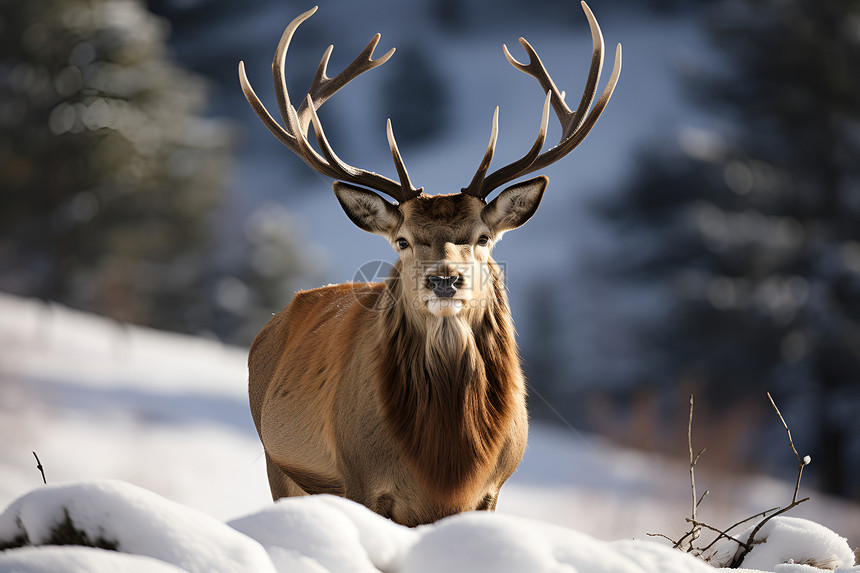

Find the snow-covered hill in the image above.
[{"left": 0, "top": 292, "right": 858, "bottom": 571}]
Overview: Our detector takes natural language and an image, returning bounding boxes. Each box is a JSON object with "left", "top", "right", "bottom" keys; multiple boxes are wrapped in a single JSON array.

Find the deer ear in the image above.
[
  {"left": 481, "top": 175, "right": 547, "bottom": 233},
  {"left": 334, "top": 182, "right": 402, "bottom": 235}
]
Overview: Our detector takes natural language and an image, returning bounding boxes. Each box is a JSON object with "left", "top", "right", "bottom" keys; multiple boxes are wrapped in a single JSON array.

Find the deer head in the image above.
[{"left": 239, "top": 3, "right": 620, "bottom": 319}]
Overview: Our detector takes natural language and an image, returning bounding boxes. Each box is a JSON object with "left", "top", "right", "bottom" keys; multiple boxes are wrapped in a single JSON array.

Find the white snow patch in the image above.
[
  {"left": 399, "top": 511, "right": 719, "bottom": 573},
  {"left": 0, "top": 480, "right": 275, "bottom": 573},
  {"left": 1, "top": 479, "right": 859, "bottom": 573},
  {"left": 0, "top": 546, "right": 186, "bottom": 573},
  {"left": 0, "top": 545, "right": 188, "bottom": 573},
  {"left": 228, "top": 494, "right": 418, "bottom": 573}
]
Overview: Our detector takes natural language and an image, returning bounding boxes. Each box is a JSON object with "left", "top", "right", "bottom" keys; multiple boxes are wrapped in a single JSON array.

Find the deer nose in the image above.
[{"left": 428, "top": 275, "right": 462, "bottom": 298}]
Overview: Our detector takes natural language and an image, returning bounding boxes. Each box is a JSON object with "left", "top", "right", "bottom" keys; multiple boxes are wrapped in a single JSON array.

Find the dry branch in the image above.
[
  {"left": 682, "top": 395, "right": 702, "bottom": 550},
  {"left": 652, "top": 393, "right": 812, "bottom": 568},
  {"left": 729, "top": 393, "right": 811, "bottom": 568}
]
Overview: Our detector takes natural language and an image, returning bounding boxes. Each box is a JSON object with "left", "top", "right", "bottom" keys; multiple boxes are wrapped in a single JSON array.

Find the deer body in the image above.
[
  {"left": 240, "top": 3, "right": 620, "bottom": 526},
  {"left": 250, "top": 277, "right": 528, "bottom": 525}
]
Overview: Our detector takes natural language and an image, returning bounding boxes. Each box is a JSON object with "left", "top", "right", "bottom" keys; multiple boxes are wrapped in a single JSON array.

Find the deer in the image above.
[{"left": 238, "top": 2, "right": 620, "bottom": 527}]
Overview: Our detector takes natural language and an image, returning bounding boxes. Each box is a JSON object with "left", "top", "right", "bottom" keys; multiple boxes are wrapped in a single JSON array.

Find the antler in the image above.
[
  {"left": 238, "top": 6, "right": 422, "bottom": 203},
  {"left": 462, "top": 1, "right": 622, "bottom": 199}
]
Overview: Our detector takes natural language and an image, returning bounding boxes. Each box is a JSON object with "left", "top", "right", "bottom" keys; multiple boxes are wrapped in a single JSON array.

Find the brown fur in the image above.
[{"left": 377, "top": 261, "right": 522, "bottom": 505}]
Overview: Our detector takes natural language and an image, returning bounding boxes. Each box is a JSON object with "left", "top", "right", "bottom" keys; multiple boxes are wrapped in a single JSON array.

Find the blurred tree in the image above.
[
  {"left": 0, "top": 0, "right": 234, "bottom": 333},
  {"left": 598, "top": 0, "right": 860, "bottom": 497},
  {"left": 521, "top": 282, "right": 568, "bottom": 421},
  {"left": 211, "top": 204, "right": 313, "bottom": 344},
  {"left": 381, "top": 44, "right": 448, "bottom": 146}
]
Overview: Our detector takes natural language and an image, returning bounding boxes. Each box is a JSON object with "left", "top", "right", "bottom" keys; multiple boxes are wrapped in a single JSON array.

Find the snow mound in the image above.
[
  {"left": 1, "top": 480, "right": 857, "bottom": 573},
  {"left": 401, "top": 512, "right": 714, "bottom": 573},
  {"left": 708, "top": 515, "right": 858, "bottom": 571},
  {"left": 0, "top": 480, "right": 275, "bottom": 573},
  {"left": 228, "top": 494, "right": 418, "bottom": 573}
]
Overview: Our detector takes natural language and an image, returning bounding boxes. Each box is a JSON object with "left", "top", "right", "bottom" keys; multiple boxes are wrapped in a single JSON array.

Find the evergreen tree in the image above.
[
  {"left": 381, "top": 44, "right": 448, "bottom": 146},
  {"left": 211, "top": 203, "right": 313, "bottom": 345},
  {"left": 0, "top": 0, "right": 233, "bottom": 333},
  {"left": 521, "top": 282, "right": 567, "bottom": 421},
  {"left": 599, "top": 0, "right": 860, "bottom": 497}
]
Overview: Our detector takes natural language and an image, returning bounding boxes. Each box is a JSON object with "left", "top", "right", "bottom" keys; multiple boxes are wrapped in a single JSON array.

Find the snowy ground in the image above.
[
  {"left": 1, "top": 292, "right": 859, "bottom": 571},
  {"left": 2, "top": 480, "right": 857, "bottom": 572}
]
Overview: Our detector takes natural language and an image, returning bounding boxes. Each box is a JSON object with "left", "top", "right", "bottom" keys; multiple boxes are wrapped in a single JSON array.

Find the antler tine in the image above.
[
  {"left": 502, "top": 39, "right": 573, "bottom": 130},
  {"left": 239, "top": 7, "right": 421, "bottom": 204},
  {"left": 287, "top": 96, "right": 342, "bottom": 180},
  {"left": 238, "top": 60, "right": 296, "bottom": 149},
  {"left": 272, "top": 6, "right": 317, "bottom": 130},
  {"left": 478, "top": 92, "right": 551, "bottom": 197},
  {"left": 462, "top": 107, "right": 499, "bottom": 197},
  {"left": 387, "top": 120, "right": 422, "bottom": 200},
  {"left": 466, "top": 0, "right": 621, "bottom": 199},
  {"left": 305, "top": 96, "right": 420, "bottom": 202},
  {"left": 568, "top": 0, "right": 605, "bottom": 134},
  {"left": 294, "top": 34, "right": 396, "bottom": 135},
  {"left": 528, "top": 42, "right": 620, "bottom": 173}
]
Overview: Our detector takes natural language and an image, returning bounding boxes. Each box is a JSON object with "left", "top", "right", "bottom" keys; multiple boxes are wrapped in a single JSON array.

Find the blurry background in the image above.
[{"left": 1, "top": 0, "right": 859, "bottom": 521}]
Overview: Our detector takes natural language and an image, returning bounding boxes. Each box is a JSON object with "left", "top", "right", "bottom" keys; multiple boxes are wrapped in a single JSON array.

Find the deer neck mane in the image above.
[{"left": 376, "top": 261, "right": 522, "bottom": 502}]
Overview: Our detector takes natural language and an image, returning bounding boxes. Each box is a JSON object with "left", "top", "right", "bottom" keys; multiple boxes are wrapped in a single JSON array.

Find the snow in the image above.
[
  {"left": 0, "top": 546, "right": 188, "bottom": 573},
  {"left": 1, "top": 481, "right": 857, "bottom": 573},
  {"left": 397, "top": 512, "right": 711, "bottom": 573},
  {"left": 0, "top": 481, "right": 275, "bottom": 573},
  {"left": 707, "top": 516, "right": 857, "bottom": 571},
  {"left": 228, "top": 495, "right": 417, "bottom": 573},
  {"left": 1, "top": 292, "right": 859, "bottom": 572}
]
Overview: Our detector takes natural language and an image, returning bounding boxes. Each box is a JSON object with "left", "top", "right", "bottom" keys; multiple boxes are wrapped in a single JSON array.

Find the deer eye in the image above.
[
  {"left": 396, "top": 238, "right": 410, "bottom": 250},
  {"left": 477, "top": 235, "right": 491, "bottom": 247}
]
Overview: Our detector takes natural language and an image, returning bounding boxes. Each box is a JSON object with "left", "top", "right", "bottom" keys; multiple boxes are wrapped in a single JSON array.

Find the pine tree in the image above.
[
  {"left": 0, "top": 0, "right": 233, "bottom": 333},
  {"left": 599, "top": 0, "right": 860, "bottom": 497},
  {"left": 381, "top": 44, "right": 448, "bottom": 147}
]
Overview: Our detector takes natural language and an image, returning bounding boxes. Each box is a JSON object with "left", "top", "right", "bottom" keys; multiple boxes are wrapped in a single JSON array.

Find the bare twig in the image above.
[
  {"left": 767, "top": 392, "right": 809, "bottom": 504},
  {"left": 655, "top": 393, "right": 812, "bottom": 566},
  {"left": 767, "top": 392, "right": 800, "bottom": 461},
  {"left": 647, "top": 532, "right": 679, "bottom": 544},
  {"left": 697, "top": 506, "right": 779, "bottom": 554},
  {"left": 32, "top": 451, "right": 46, "bottom": 485},
  {"left": 696, "top": 489, "right": 709, "bottom": 510},
  {"left": 680, "top": 395, "right": 703, "bottom": 550},
  {"left": 685, "top": 518, "right": 749, "bottom": 550},
  {"left": 660, "top": 395, "right": 707, "bottom": 552},
  {"left": 730, "top": 393, "right": 811, "bottom": 568},
  {"left": 672, "top": 529, "right": 696, "bottom": 551}
]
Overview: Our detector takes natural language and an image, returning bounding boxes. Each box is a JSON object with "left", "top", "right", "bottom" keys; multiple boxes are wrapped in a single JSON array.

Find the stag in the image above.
[{"left": 239, "top": 2, "right": 620, "bottom": 526}]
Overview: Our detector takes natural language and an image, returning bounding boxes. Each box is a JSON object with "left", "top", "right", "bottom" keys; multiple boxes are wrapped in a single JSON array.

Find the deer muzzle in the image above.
[{"left": 428, "top": 275, "right": 463, "bottom": 298}]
